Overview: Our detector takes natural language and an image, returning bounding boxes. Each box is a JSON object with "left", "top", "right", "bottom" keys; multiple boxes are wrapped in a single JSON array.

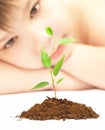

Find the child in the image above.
[{"left": 0, "top": 0, "right": 105, "bottom": 94}]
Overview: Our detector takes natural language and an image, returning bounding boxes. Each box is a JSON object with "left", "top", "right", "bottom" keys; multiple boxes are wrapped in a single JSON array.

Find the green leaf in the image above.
[
  {"left": 45, "top": 27, "right": 53, "bottom": 36},
  {"left": 59, "top": 38, "right": 77, "bottom": 44},
  {"left": 56, "top": 78, "right": 64, "bottom": 84},
  {"left": 41, "top": 49, "right": 51, "bottom": 68},
  {"left": 32, "top": 81, "right": 49, "bottom": 89},
  {"left": 53, "top": 56, "right": 65, "bottom": 76}
]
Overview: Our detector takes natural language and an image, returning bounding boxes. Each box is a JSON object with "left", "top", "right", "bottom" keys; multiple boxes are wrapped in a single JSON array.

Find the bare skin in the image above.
[
  {"left": 62, "top": 0, "right": 105, "bottom": 89},
  {"left": 0, "top": 0, "right": 105, "bottom": 94}
]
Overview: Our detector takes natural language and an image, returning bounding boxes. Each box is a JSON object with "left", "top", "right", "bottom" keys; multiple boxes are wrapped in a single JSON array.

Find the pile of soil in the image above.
[{"left": 19, "top": 97, "right": 99, "bottom": 121}]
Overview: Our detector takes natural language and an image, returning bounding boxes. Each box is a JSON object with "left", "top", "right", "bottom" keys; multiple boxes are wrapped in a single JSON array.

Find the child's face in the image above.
[{"left": 0, "top": 0, "right": 72, "bottom": 69}]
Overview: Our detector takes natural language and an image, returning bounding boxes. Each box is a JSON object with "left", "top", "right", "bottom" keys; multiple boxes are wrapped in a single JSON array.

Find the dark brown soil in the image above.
[{"left": 18, "top": 97, "right": 99, "bottom": 121}]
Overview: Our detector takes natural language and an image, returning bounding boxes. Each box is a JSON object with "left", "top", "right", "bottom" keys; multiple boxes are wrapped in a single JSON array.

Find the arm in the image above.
[
  {"left": 0, "top": 61, "right": 52, "bottom": 94},
  {"left": 62, "top": 43, "right": 105, "bottom": 89},
  {"left": 0, "top": 60, "right": 91, "bottom": 94}
]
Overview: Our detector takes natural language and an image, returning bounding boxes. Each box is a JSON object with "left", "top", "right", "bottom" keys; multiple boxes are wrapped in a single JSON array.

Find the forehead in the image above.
[
  {"left": 15, "top": 0, "right": 37, "bottom": 10},
  {"left": 0, "top": 0, "right": 39, "bottom": 33},
  {"left": 0, "top": 30, "right": 7, "bottom": 39},
  {"left": 0, "top": 29, "right": 12, "bottom": 43},
  {"left": 0, "top": 0, "right": 31, "bottom": 32},
  {"left": 0, "top": 29, "right": 14, "bottom": 40},
  {"left": 9, "top": 0, "right": 37, "bottom": 21}
]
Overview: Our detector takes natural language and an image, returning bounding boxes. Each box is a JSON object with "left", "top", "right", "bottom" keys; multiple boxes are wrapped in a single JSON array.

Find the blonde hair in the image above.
[{"left": 0, "top": 0, "right": 18, "bottom": 32}]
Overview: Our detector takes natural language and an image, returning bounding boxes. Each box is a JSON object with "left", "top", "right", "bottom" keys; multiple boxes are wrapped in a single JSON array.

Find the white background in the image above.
[{"left": 0, "top": 89, "right": 105, "bottom": 130}]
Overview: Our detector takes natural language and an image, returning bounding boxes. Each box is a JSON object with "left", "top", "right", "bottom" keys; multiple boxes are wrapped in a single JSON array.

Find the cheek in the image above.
[{"left": 0, "top": 49, "right": 43, "bottom": 69}]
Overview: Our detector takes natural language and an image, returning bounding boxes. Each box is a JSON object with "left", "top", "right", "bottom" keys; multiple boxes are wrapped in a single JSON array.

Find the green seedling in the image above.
[{"left": 32, "top": 27, "right": 76, "bottom": 98}]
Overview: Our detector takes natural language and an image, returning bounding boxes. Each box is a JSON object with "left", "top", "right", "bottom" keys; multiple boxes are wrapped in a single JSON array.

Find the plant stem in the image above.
[{"left": 50, "top": 68, "right": 56, "bottom": 98}]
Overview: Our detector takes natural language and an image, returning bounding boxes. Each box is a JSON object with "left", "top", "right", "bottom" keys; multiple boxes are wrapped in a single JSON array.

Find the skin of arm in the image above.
[
  {"left": 62, "top": 43, "right": 105, "bottom": 89},
  {"left": 61, "top": 0, "right": 105, "bottom": 89},
  {"left": 0, "top": 61, "right": 51, "bottom": 94},
  {"left": 0, "top": 61, "right": 91, "bottom": 94}
]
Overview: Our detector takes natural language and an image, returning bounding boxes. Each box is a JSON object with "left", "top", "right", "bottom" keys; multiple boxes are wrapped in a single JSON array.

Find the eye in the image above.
[
  {"left": 4, "top": 37, "right": 17, "bottom": 49},
  {"left": 30, "top": 2, "right": 40, "bottom": 18}
]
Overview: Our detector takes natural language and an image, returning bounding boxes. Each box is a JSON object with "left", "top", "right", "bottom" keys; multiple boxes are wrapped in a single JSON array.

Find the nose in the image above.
[{"left": 27, "top": 23, "right": 50, "bottom": 52}]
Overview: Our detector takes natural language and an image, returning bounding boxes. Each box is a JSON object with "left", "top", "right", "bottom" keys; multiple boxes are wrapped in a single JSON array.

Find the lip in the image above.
[{"left": 50, "top": 45, "right": 64, "bottom": 59}]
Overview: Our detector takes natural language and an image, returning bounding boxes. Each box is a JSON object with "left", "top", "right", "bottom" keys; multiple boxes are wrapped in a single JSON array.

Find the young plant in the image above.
[{"left": 32, "top": 27, "right": 76, "bottom": 98}]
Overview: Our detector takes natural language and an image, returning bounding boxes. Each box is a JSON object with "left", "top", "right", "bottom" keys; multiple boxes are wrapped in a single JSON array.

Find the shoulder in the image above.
[{"left": 80, "top": 0, "right": 105, "bottom": 46}]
